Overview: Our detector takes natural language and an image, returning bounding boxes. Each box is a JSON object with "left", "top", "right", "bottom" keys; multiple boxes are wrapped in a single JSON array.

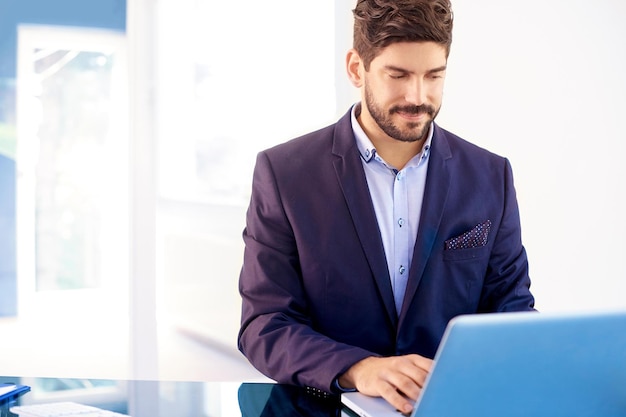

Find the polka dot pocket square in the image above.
[{"left": 444, "top": 220, "right": 492, "bottom": 250}]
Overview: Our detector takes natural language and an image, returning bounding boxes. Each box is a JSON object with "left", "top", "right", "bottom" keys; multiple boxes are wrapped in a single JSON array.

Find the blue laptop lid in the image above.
[{"left": 414, "top": 311, "right": 626, "bottom": 417}]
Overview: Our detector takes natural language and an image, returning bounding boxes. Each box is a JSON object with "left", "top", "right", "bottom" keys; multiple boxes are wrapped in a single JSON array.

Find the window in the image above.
[{"left": 15, "top": 24, "right": 129, "bottom": 327}]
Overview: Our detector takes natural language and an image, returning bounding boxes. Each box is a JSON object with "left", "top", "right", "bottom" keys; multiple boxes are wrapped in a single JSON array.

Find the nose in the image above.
[{"left": 404, "top": 77, "right": 426, "bottom": 105}]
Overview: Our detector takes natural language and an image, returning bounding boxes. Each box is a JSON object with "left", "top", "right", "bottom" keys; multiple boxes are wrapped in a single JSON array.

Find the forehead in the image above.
[{"left": 370, "top": 41, "right": 448, "bottom": 72}]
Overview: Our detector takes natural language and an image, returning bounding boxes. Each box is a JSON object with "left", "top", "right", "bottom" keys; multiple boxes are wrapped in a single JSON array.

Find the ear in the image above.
[{"left": 346, "top": 49, "right": 364, "bottom": 88}]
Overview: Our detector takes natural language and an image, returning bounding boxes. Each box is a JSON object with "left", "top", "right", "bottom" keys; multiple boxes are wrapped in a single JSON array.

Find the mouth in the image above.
[
  {"left": 391, "top": 105, "right": 434, "bottom": 122},
  {"left": 396, "top": 110, "right": 428, "bottom": 121}
]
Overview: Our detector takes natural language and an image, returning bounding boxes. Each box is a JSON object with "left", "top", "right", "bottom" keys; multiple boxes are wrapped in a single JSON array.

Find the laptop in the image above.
[{"left": 342, "top": 310, "right": 626, "bottom": 417}]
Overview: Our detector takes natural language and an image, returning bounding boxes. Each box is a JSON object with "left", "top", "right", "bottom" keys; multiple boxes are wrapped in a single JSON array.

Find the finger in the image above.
[
  {"left": 393, "top": 356, "right": 431, "bottom": 392},
  {"left": 406, "top": 365, "right": 430, "bottom": 389},
  {"left": 388, "top": 371, "right": 424, "bottom": 401},
  {"left": 379, "top": 383, "right": 415, "bottom": 415},
  {"left": 410, "top": 354, "right": 434, "bottom": 372}
]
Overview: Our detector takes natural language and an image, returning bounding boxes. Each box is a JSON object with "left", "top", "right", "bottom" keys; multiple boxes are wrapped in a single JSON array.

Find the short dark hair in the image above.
[{"left": 353, "top": 0, "right": 454, "bottom": 70}]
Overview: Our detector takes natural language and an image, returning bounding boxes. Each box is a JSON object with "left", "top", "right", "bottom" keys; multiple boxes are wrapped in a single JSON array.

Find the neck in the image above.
[{"left": 374, "top": 140, "right": 425, "bottom": 170}]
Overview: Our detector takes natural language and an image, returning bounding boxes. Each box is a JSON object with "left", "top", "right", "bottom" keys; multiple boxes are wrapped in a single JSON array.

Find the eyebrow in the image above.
[{"left": 384, "top": 65, "right": 447, "bottom": 75}]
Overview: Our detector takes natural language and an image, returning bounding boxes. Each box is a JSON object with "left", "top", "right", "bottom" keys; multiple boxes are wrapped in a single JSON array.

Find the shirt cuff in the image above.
[{"left": 332, "top": 378, "right": 357, "bottom": 393}]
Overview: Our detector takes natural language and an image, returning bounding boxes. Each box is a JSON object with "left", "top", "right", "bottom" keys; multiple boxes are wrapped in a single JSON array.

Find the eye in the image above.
[{"left": 389, "top": 73, "right": 406, "bottom": 79}]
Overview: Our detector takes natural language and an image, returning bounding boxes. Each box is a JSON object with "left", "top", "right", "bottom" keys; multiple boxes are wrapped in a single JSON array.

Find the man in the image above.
[{"left": 238, "top": 0, "right": 535, "bottom": 414}]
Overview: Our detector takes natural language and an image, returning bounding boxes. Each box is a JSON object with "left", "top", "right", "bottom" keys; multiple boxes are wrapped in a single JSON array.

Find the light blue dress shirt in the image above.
[{"left": 350, "top": 103, "right": 432, "bottom": 315}]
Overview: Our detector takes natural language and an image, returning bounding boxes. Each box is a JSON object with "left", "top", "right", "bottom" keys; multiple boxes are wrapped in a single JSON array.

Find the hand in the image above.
[{"left": 338, "top": 355, "right": 433, "bottom": 415}]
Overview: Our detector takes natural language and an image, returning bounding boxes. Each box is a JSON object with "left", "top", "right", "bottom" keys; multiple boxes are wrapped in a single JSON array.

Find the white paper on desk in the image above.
[{"left": 0, "top": 385, "right": 17, "bottom": 396}]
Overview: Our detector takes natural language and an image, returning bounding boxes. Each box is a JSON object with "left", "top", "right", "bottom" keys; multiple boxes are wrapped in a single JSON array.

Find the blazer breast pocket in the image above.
[
  {"left": 442, "top": 245, "right": 490, "bottom": 261},
  {"left": 444, "top": 220, "right": 491, "bottom": 251}
]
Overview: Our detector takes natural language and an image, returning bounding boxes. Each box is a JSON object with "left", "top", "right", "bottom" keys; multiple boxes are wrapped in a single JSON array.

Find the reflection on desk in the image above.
[
  {"left": 239, "top": 383, "right": 342, "bottom": 417},
  {"left": 0, "top": 376, "right": 346, "bottom": 417}
]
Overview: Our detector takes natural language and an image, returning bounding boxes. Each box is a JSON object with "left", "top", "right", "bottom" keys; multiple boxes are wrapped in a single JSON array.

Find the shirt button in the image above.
[
  {"left": 365, "top": 149, "right": 370, "bottom": 158},
  {"left": 399, "top": 266, "right": 406, "bottom": 275},
  {"left": 398, "top": 218, "right": 405, "bottom": 227}
]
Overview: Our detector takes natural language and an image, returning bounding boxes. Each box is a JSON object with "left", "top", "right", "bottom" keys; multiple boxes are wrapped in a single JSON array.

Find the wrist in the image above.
[
  {"left": 338, "top": 373, "right": 355, "bottom": 390},
  {"left": 338, "top": 356, "right": 377, "bottom": 390}
]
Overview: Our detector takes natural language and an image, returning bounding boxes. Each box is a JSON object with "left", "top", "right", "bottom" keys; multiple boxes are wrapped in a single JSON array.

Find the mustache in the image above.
[{"left": 390, "top": 104, "right": 436, "bottom": 117}]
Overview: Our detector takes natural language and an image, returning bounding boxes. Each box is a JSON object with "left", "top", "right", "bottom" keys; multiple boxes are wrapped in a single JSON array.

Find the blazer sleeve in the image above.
[
  {"left": 479, "top": 158, "right": 535, "bottom": 312},
  {"left": 237, "top": 151, "right": 374, "bottom": 393}
]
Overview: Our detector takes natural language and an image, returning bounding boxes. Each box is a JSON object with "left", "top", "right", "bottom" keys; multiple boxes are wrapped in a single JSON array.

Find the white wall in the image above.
[{"left": 438, "top": 0, "right": 626, "bottom": 312}]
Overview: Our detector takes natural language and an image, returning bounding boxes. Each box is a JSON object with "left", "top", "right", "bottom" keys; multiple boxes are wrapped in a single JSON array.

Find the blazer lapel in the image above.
[
  {"left": 398, "top": 124, "right": 452, "bottom": 324},
  {"left": 331, "top": 112, "right": 398, "bottom": 328}
]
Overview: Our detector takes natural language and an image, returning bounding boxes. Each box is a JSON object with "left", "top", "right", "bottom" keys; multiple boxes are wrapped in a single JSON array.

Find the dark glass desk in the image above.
[{"left": 0, "top": 376, "right": 349, "bottom": 417}]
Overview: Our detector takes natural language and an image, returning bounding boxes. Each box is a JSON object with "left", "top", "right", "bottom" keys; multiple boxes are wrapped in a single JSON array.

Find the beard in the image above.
[{"left": 364, "top": 82, "right": 440, "bottom": 143}]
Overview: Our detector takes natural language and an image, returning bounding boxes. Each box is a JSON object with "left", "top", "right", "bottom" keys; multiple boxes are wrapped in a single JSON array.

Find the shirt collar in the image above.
[{"left": 350, "top": 102, "right": 433, "bottom": 166}]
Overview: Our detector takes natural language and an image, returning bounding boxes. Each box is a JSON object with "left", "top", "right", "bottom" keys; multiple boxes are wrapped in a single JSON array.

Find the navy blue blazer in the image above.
[{"left": 238, "top": 109, "right": 535, "bottom": 393}]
